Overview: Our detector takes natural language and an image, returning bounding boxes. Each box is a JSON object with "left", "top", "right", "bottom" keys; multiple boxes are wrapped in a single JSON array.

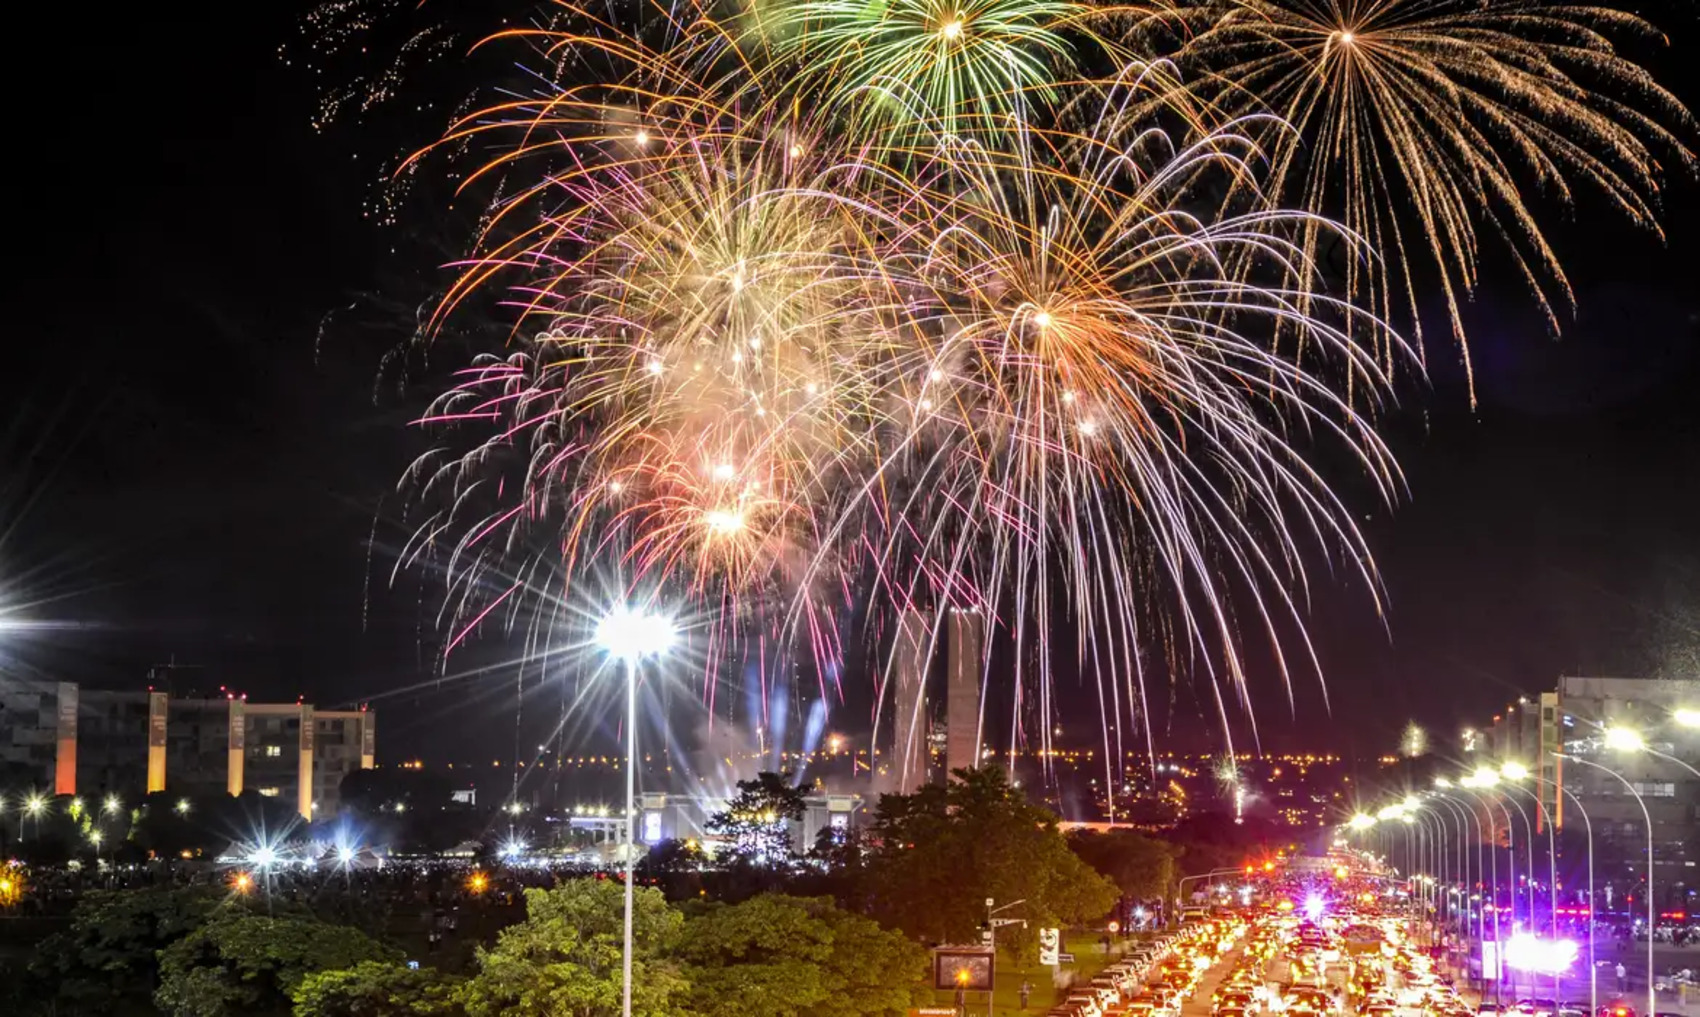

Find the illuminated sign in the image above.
[{"left": 933, "top": 947, "right": 994, "bottom": 991}]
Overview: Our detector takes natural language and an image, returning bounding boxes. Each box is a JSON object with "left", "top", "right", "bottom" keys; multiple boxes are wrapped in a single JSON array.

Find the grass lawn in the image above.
[{"left": 922, "top": 930, "right": 1139, "bottom": 1017}]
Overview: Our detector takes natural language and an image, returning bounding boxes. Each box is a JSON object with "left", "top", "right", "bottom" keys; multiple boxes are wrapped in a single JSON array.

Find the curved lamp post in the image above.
[{"left": 1557, "top": 752, "right": 1654, "bottom": 1017}]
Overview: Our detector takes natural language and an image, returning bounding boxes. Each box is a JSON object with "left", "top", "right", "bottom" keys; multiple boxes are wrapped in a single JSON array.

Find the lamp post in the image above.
[
  {"left": 1433, "top": 787, "right": 1490, "bottom": 991},
  {"left": 1457, "top": 776, "right": 1512, "bottom": 1005},
  {"left": 986, "top": 898, "right": 1027, "bottom": 1016},
  {"left": 1535, "top": 775, "right": 1597, "bottom": 1014},
  {"left": 1499, "top": 766, "right": 1561, "bottom": 1005},
  {"left": 595, "top": 604, "right": 677, "bottom": 1017},
  {"left": 1558, "top": 752, "right": 1654, "bottom": 1017},
  {"left": 1422, "top": 793, "right": 1466, "bottom": 948}
]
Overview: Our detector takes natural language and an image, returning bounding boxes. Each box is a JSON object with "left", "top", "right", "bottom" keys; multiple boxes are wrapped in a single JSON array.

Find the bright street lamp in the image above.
[
  {"left": 1464, "top": 766, "right": 1500, "bottom": 788},
  {"left": 1348, "top": 813, "right": 1375, "bottom": 831},
  {"left": 594, "top": 606, "right": 677, "bottom": 665},
  {"left": 1674, "top": 708, "right": 1699, "bottom": 729},
  {"left": 1500, "top": 761, "right": 1530, "bottom": 781},
  {"left": 1602, "top": 727, "right": 1645, "bottom": 752},
  {"left": 595, "top": 603, "right": 677, "bottom": 1017},
  {"left": 1602, "top": 726, "right": 1700, "bottom": 777}
]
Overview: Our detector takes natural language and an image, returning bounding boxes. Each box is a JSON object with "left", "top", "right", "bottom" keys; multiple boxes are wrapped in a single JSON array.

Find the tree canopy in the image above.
[
  {"left": 675, "top": 894, "right": 927, "bottom": 1017},
  {"left": 456, "top": 878, "right": 687, "bottom": 1017},
  {"left": 28, "top": 885, "right": 223, "bottom": 1016},
  {"left": 862, "top": 767, "right": 1119, "bottom": 955},
  {"left": 291, "top": 961, "right": 464, "bottom": 1017},
  {"left": 154, "top": 912, "right": 398, "bottom": 1017},
  {"left": 706, "top": 771, "right": 809, "bottom": 866},
  {"left": 1067, "top": 828, "right": 1177, "bottom": 901}
]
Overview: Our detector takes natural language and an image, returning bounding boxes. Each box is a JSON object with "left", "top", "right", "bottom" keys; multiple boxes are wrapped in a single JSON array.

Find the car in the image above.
[
  {"left": 1595, "top": 1005, "right": 1636, "bottom": 1017},
  {"left": 1063, "top": 996, "right": 1102, "bottom": 1017},
  {"left": 1479, "top": 1005, "right": 1502, "bottom": 1016}
]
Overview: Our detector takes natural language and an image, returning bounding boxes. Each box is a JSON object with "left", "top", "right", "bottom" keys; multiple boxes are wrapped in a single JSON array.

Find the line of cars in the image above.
[{"left": 1047, "top": 915, "right": 1252, "bottom": 1017}]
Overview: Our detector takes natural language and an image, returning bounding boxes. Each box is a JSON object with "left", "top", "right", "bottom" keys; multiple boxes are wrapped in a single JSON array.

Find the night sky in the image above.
[{"left": 5, "top": 1, "right": 1699, "bottom": 764}]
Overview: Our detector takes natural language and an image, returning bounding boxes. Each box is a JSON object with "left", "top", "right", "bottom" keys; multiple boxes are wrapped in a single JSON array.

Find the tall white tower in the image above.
[{"left": 945, "top": 608, "right": 984, "bottom": 778}]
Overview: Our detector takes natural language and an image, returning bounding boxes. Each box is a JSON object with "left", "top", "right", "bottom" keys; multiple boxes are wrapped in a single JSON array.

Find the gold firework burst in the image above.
[{"left": 1177, "top": 0, "right": 1696, "bottom": 401}]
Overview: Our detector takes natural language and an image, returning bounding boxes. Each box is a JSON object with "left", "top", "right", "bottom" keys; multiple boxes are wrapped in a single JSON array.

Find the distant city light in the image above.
[{"left": 1400, "top": 722, "right": 1427, "bottom": 758}]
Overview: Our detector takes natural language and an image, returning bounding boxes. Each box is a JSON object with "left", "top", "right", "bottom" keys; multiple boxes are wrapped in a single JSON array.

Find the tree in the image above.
[
  {"left": 1162, "top": 811, "right": 1283, "bottom": 878},
  {"left": 154, "top": 913, "right": 398, "bottom": 1017},
  {"left": 675, "top": 895, "right": 927, "bottom": 1017},
  {"left": 706, "top": 771, "right": 809, "bottom": 865},
  {"left": 636, "top": 837, "right": 708, "bottom": 899},
  {"left": 861, "top": 767, "right": 1119, "bottom": 957},
  {"left": 291, "top": 961, "right": 464, "bottom": 1017},
  {"left": 27, "top": 886, "right": 223, "bottom": 1016},
  {"left": 1067, "top": 828, "right": 1178, "bottom": 901},
  {"left": 456, "top": 878, "right": 686, "bottom": 1017}
]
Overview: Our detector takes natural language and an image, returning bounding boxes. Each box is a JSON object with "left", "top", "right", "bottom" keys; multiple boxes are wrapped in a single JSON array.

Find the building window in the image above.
[
  {"left": 258, "top": 787, "right": 281, "bottom": 797},
  {"left": 264, "top": 745, "right": 282, "bottom": 758}
]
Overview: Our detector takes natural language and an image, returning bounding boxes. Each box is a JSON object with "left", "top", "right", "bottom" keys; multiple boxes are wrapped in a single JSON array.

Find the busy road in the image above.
[{"left": 1043, "top": 867, "right": 1670, "bottom": 1017}]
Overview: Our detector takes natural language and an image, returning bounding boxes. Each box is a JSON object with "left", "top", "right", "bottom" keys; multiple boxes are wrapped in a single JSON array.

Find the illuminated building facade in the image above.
[
  {"left": 0, "top": 679, "right": 374, "bottom": 820},
  {"left": 1471, "top": 676, "right": 1698, "bottom": 912}
]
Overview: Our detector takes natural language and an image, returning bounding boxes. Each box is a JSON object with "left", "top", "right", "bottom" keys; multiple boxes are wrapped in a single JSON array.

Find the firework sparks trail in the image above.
[
  {"left": 1173, "top": 0, "right": 1697, "bottom": 403},
  {"left": 375, "top": 0, "right": 1419, "bottom": 767}
]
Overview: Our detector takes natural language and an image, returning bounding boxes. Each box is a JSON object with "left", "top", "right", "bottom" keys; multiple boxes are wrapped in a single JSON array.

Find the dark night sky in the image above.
[{"left": 4, "top": 1, "right": 1699, "bottom": 764}]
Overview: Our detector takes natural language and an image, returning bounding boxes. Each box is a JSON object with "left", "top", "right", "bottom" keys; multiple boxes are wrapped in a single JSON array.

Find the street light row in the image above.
[
  {"left": 1343, "top": 708, "right": 1697, "bottom": 1017},
  {"left": 1, "top": 792, "right": 193, "bottom": 817}
]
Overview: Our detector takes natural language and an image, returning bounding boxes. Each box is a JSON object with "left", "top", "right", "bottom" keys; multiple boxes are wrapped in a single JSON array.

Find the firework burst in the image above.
[
  {"left": 754, "top": 0, "right": 1107, "bottom": 140},
  {"left": 394, "top": 0, "right": 1408, "bottom": 757},
  {"left": 1173, "top": 0, "right": 1697, "bottom": 401}
]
